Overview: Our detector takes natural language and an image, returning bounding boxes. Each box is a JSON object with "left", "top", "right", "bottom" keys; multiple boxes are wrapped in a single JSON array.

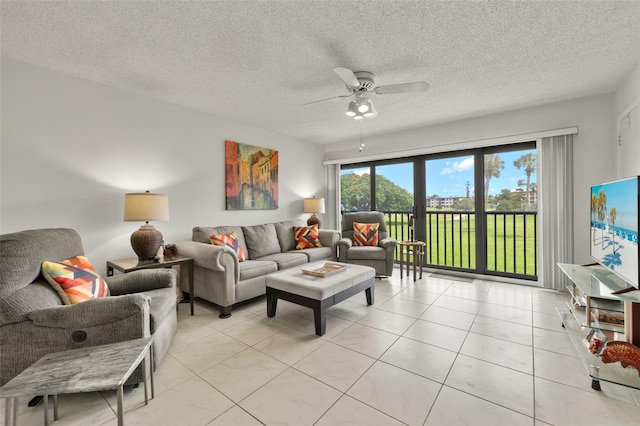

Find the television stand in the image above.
[{"left": 557, "top": 263, "right": 640, "bottom": 390}]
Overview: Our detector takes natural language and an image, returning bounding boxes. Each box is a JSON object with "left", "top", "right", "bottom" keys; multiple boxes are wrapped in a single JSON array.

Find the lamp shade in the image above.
[
  {"left": 303, "top": 197, "right": 325, "bottom": 214},
  {"left": 124, "top": 192, "right": 169, "bottom": 222},
  {"left": 124, "top": 191, "right": 169, "bottom": 260},
  {"left": 303, "top": 197, "right": 325, "bottom": 228}
]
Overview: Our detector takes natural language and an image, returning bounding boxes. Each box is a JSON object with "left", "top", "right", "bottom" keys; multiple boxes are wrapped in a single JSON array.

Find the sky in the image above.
[{"left": 342, "top": 149, "right": 537, "bottom": 198}]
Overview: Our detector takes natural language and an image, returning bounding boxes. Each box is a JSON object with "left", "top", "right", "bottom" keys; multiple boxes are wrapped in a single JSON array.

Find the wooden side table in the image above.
[
  {"left": 398, "top": 241, "right": 425, "bottom": 282},
  {"left": 107, "top": 255, "right": 195, "bottom": 315}
]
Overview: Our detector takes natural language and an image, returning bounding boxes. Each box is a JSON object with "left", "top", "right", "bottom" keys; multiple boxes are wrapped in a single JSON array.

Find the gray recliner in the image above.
[
  {"left": 337, "top": 212, "right": 397, "bottom": 277},
  {"left": 0, "top": 228, "right": 178, "bottom": 386}
]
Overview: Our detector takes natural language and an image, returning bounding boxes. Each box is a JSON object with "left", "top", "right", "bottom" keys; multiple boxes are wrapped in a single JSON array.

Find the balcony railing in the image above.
[{"left": 372, "top": 210, "right": 537, "bottom": 279}]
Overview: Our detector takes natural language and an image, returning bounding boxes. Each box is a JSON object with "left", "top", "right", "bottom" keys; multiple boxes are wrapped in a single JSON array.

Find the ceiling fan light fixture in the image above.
[
  {"left": 346, "top": 101, "right": 357, "bottom": 117},
  {"left": 357, "top": 100, "right": 370, "bottom": 113},
  {"left": 353, "top": 112, "right": 364, "bottom": 120}
]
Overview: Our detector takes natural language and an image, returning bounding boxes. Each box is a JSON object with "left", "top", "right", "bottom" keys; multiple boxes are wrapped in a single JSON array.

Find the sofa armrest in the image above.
[
  {"left": 379, "top": 237, "right": 397, "bottom": 252},
  {"left": 106, "top": 269, "right": 177, "bottom": 296},
  {"left": 319, "top": 229, "right": 340, "bottom": 259},
  {"left": 336, "top": 237, "right": 353, "bottom": 262},
  {"left": 318, "top": 229, "right": 340, "bottom": 247},
  {"left": 175, "top": 240, "right": 239, "bottom": 280},
  {"left": 28, "top": 294, "right": 150, "bottom": 329}
]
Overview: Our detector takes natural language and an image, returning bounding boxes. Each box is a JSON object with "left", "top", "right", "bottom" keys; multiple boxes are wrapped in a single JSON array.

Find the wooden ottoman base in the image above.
[{"left": 266, "top": 277, "right": 374, "bottom": 336}]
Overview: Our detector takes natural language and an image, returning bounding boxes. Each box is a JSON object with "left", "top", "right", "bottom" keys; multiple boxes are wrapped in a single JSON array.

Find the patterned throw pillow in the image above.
[
  {"left": 293, "top": 225, "right": 323, "bottom": 249},
  {"left": 210, "top": 231, "right": 246, "bottom": 262},
  {"left": 41, "top": 255, "right": 110, "bottom": 305},
  {"left": 353, "top": 222, "right": 380, "bottom": 246}
]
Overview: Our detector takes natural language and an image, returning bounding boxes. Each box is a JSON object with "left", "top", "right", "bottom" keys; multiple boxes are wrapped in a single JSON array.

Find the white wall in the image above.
[
  {"left": 1, "top": 59, "right": 326, "bottom": 274},
  {"left": 615, "top": 62, "right": 640, "bottom": 178},
  {"left": 323, "top": 93, "right": 618, "bottom": 266}
]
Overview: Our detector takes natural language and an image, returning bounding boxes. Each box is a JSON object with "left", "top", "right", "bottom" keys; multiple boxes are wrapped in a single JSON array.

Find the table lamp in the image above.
[
  {"left": 303, "top": 197, "right": 325, "bottom": 227},
  {"left": 124, "top": 191, "right": 169, "bottom": 260}
]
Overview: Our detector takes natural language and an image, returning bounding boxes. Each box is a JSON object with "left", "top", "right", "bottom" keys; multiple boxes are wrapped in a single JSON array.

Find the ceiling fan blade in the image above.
[
  {"left": 374, "top": 81, "right": 429, "bottom": 95},
  {"left": 334, "top": 67, "right": 360, "bottom": 88},
  {"left": 302, "top": 94, "right": 351, "bottom": 106}
]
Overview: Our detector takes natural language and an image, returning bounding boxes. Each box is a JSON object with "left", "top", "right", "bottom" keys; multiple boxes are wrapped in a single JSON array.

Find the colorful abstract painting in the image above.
[{"left": 225, "top": 140, "right": 278, "bottom": 210}]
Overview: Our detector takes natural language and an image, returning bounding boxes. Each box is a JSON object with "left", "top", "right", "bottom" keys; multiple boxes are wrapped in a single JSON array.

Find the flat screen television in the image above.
[{"left": 590, "top": 176, "right": 640, "bottom": 292}]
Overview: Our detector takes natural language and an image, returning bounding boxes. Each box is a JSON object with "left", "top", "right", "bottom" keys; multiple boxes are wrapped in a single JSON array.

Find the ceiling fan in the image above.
[{"left": 304, "top": 67, "right": 429, "bottom": 119}]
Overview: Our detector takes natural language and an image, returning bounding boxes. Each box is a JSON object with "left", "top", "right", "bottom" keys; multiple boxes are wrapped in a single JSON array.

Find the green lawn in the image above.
[{"left": 386, "top": 212, "right": 537, "bottom": 277}]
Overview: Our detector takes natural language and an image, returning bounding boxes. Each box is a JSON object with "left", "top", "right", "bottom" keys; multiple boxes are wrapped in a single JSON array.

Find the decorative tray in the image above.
[{"left": 302, "top": 262, "right": 347, "bottom": 278}]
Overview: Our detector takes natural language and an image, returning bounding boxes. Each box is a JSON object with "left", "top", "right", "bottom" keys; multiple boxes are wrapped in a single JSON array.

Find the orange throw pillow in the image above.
[{"left": 353, "top": 222, "right": 379, "bottom": 246}]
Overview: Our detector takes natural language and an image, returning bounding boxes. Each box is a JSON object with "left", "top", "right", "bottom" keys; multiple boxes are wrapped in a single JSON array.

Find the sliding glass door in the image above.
[{"left": 339, "top": 141, "right": 537, "bottom": 280}]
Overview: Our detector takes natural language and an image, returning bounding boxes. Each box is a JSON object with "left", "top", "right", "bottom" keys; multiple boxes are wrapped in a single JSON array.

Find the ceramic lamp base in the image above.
[
  {"left": 131, "top": 223, "right": 163, "bottom": 260},
  {"left": 307, "top": 214, "right": 321, "bottom": 228}
]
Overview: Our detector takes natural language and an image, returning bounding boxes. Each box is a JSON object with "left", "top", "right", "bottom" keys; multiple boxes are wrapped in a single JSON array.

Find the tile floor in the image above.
[{"left": 4, "top": 270, "right": 640, "bottom": 425}]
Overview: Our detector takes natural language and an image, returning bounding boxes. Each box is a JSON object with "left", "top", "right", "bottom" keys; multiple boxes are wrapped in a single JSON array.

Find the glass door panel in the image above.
[
  {"left": 375, "top": 162, "right": 414, "bottom": 243},
  {"left": 424, "top": 155, "right": 476, "bottom": 270},
  {"left": 340, "top": 167, "right": 371, "bottom": 212},
  {"left": 483, "top": 149, "right": 537, "bottom": 277}
]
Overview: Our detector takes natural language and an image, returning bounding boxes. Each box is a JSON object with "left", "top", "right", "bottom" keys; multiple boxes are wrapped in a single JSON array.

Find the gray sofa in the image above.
[
  {"left": 176, "top": 219, "right": 340, "bottom": 318},
  {"left": 0, "top": 228, "right": 178, "bottom": 386}
]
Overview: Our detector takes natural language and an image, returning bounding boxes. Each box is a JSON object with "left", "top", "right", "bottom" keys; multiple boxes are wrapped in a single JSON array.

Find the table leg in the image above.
[
  {"left": 313, "top": 304, "right": 326, "bottom": 336},
  {"left": 5, "top": 397, "right": 17, "bottom": 426},
  {"left": 43, "top": 394, "right": 49, "bottom": 426},
  {"left": 150, "top": 344, "right": 155, "bottom": 399},
  {"left": 365, "top": 287, "right": 374, "bottom": 305},
  {"left": 412, "top": 248, "right": 417, "bottom": 281},
  {"left": 418, "top": 249, "right": 424, "bottom": 279},
  {"left": 143, "top": 354, "right": 149, "bottom": 405},
  {"left": 186, "top": 260, "right": 195, "bottom": 316},
  {"left": 117, "top": 385, "right": 124, "bottom": 426},
  {"left": 266, "top": 292, "right": 278, "bottom": 317},
  {"left": 53, "top": 394, "right": 58, "bottom": 420},
  {"left": 400, "top": 249, "right": 404, "bottom": 279}
]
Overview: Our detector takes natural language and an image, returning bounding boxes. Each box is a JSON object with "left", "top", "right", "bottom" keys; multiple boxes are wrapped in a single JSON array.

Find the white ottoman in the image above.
[{"left": 265, "top": 262, "right": 375, "bottom": 336}]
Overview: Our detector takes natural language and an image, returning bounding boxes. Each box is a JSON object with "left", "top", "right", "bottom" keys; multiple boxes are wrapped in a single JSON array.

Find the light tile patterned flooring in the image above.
[{"left": 4, "top": 271, "right": 640, "bottom": 425}]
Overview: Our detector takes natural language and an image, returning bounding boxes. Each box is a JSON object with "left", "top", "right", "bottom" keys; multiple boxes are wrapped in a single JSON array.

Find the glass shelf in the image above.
[
  {"left": 564, "top": 301, "right": 625, "bottom": 334},
  {"left": 558, "top": 263, "right": 640, "bottom": 303},
  {"left": 557, "top": 307, "right": 640, "bottom": 390}
]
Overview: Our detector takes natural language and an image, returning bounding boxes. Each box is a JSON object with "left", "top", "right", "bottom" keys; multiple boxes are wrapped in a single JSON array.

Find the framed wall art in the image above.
[{"left": 225, "top": 140, "right": 278, "bottom": 210}]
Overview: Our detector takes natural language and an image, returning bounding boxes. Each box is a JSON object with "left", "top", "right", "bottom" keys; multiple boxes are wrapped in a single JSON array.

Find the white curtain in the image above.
[
  {"left": 326, "top": 163, "right": 341, "bottom": 230},
  {"left": 538, "top": 134, "right": 574, "bottom": 290}
]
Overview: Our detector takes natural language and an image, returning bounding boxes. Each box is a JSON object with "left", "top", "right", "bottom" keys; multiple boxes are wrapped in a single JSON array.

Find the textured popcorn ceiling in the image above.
[{"left": 2, "top": 1, "right": 639, "bottom": 144}]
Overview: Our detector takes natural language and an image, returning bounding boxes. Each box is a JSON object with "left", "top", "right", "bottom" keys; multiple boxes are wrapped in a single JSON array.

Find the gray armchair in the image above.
[
  {"left": 0, "top": 228, "right": 177, "bottom": 386},
  {"left": 337, "top": 212, "right": 397, "bottom": 277}
]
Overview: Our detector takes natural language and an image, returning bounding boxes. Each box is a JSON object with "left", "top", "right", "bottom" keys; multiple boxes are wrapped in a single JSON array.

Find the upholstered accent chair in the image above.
[
  {"left": 337, "top": 212, "right": 397, "bottom": 277},
  {"left": 0, "top": 228, "right": 177, "bottom": 386}
]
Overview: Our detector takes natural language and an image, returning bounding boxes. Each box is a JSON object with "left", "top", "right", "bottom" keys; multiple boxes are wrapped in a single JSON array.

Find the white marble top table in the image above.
[{"left": 0, "top": 338, "right": 153, "bottom": 426}]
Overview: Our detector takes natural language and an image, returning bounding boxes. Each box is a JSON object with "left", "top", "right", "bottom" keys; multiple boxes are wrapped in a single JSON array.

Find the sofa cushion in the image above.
[
  {"left": 41, "top": 256, "right": 110, "bottom": 305},
  {"left": 346, "top": 246, "right": 388, "bottom": 260},
  {"left": 274, "top": 219, "right": 305, "bottom": 252},
  {"left": 210, "top": 231, "right": 246, "bottom": 262},
  {"left": 0, "top": 279, "right": 62, "bottom": 325},
  {"left": 294, "top": 225, "right": 323, "bottom": 249},
  {"left": 242, "top": 223, "right": 281, "bottom": 259},
  {"left": 239, "top": 260, "right": 278, "bottom": 281},
  {"left": 257, "top": 252, "right": 308, "bottom": 270},
  {"left": 287, "top": 247, "right": 333, "bottom": 262},
  {"left": 0, "top": 228, "right": 85, "bottom": 295},
  {"left": 353, "top": 222, "right": 380, "bottom": 246}
]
